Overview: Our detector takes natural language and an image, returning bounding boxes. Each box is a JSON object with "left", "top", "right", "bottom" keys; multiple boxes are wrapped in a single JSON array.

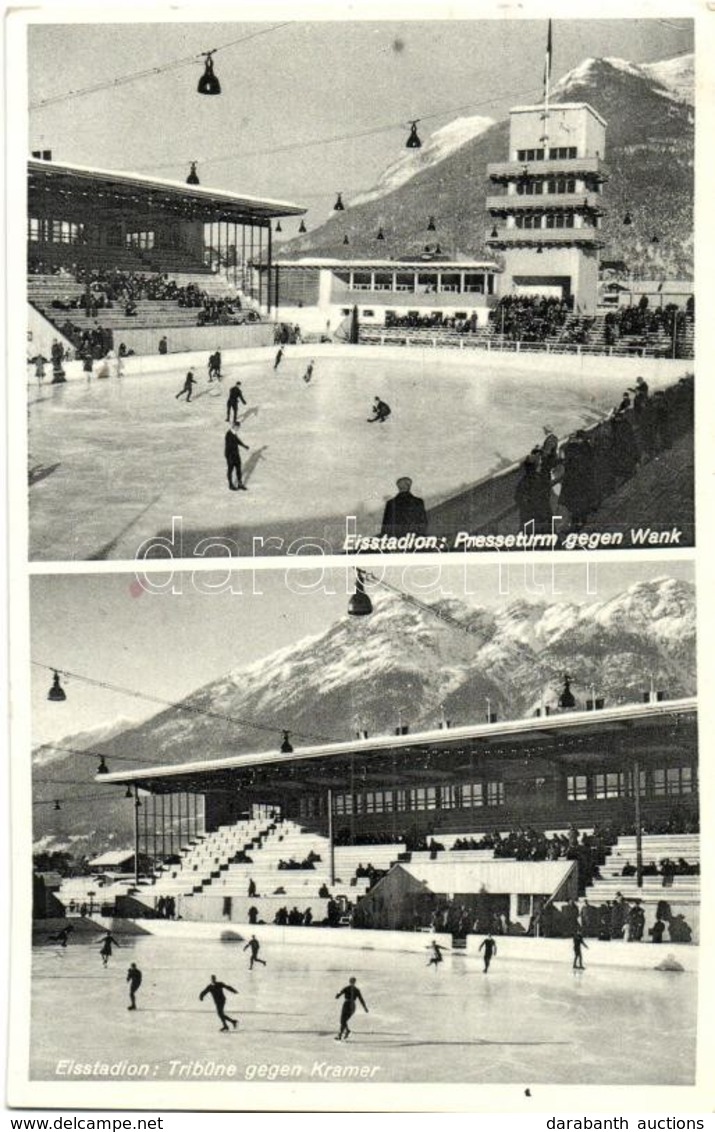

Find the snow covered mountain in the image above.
[
  {"left": 283, "top": 54, "right": 693, "bottom": 277},
  {"left": 553, "top": 54, "right": 694, "bottom": 108},
  {"left": 349, "top": 116, "right": 495, "bottom": 208},
  {"left": 33, "top": 577, "right": 695, "bottom": 857}
]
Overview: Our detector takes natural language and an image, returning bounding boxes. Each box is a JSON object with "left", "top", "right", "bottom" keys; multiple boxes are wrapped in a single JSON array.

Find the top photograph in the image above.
[{"left": 22, "top": 16, "right": 695, "bottom": 561}]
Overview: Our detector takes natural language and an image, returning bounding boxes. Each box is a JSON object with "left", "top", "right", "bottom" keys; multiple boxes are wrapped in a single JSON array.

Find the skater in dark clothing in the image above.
[
  {"left": 572, "top": 931, "right": 588, "bottom": 970},
  {"left": 335, "top": 977, "right": 368, "bottom": 1041},
  {"left": 98, "top": 932, "right": 121, "bottom": 967},
  {"left": 479, "top": 933, "right": 498, "bottom": 973},
  {"left": 367, "top": 397, "right": 391, "bottom": 423},
  {"left": 199, "top": 975, "right": 238, "bottom": 1031},
  {"left": 175, "top": 371, "right": 197, "bottom": 402},
  {"left": 302, "top": 360, "right": 315, "bottom": 384},
  {"left": 226, "top": 381, "right": 246, "bottom": 423},
  {"left": 126, "top": 962, "right": 142, "bottom": 1010},
  {"left": 207, "top": 350, "right": 222, "bottom": 382},
  {"left": 243, "top": 935, "right": 266, "bottom": 969},
  {"left": 47, "top": 925, "right": 74, "bottom": 948},
  {"left": 427, "top": 940, "right": 447, "bottom": 969},
  {"left": 381, "top": 477, "right": 428, "bottom": 538},
  {"left": 274, "top": 347, "right": 284, "bottom": 370},
  {"left": 225, "top": 422, "right": 250, "bottom": 491}
]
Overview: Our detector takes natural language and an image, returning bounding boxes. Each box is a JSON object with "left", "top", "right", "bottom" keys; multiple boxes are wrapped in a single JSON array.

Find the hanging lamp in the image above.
[
  {"left": 348, "top": 569, "right": 373, "bottom": 617},
  {"left": 197, "top": 52, "right": 221, "bottom": 96},
  {"left": 48, "top": 671, "right": 66, "bottom": 702},
  {"left": 406, "top": 121, "right": 422, "bottom": 149}
]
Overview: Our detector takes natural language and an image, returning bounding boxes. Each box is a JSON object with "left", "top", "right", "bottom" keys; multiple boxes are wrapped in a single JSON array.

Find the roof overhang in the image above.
[
  {"left": 28, "top": 159, "right": 306, "bottom": 223},
  {"left": 96, "top": 697, "right": 697, "bottom": 792}
]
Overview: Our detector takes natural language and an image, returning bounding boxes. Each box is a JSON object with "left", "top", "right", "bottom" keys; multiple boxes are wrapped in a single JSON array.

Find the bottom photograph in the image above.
[{"left": 26, "top": 560, "right": 698, "bottom": 1090}]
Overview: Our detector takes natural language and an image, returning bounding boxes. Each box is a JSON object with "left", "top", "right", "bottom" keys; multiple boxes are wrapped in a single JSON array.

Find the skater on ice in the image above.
[
  {"left": 224, "top": 422, "right": 249, "bottom": 491},
  {"left": 427, "top": 940, "right": 447, "bottom": 969},
  {"left": 199, "top": 975, "right": 238, "bottom": 1031},
  {"left": 126, "top": 962, "right": 142, "bottom": 1010},
  {"left": 302, "top": 360, "right": 314, "bottom": 384},
  {"left": 98, "top": 931, "right": 121, "bottom": 967},
  {"left": 175, "top": 371, "right": 197, "bottom": 403},
  {"left": 479, "top": 933, "right": 498, "bottom": 973},
  {"left": 208, "top": 350, "right": 222, "bottom": 382},
  {"left": 47, "top": 924, "right": 74, "bottom": 948},
  {"left": 367, "top": 397, "right": 391, "bottom": 423},
  {"left": 335, "top": 976, "right": 368, "bottom": 1041},
  {"left": 274, "top": 346, "right": 284, "bottom": 370},
  {"left": 243, "top": 935, "right": 266, "bottom": 969},
  {"left": 226, "top": 380, "right": 246, "bottom": 423},
  {"left": 572, "top": 930, "right": 588, "bottom": 970}
]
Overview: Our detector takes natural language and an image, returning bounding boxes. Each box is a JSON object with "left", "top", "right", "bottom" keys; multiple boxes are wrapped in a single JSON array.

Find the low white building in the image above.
[{"left": 263, "top": 255, "right": 501, "bottom": 335}]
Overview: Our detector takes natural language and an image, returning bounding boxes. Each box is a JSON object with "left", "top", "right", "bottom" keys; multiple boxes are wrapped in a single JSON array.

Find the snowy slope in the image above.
[
  {"left": 349, "top": 115, "right": 495, "bottom": 208},
  {"left": 641, "top": 54, "right": 694, "bottom": 105}
]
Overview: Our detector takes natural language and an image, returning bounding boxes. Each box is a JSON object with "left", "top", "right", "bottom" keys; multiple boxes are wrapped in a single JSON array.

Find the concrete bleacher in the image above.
[{"left": 584, "top": 834, "right": 700, "bottom": 911}]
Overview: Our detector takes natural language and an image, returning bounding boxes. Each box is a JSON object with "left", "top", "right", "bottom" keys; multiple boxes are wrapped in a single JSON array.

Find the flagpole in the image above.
[{"left": 542, "top": 19, "right": 552, "bottom": 149}]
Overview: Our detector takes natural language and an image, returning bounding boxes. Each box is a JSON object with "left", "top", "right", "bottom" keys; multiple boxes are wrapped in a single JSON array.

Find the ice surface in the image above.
[
  {"left": 31, "top": 936, "right": 696, "bottom": 1085},
  {"left": 28, "top": 355, "right": 676, "bottom": 560}
]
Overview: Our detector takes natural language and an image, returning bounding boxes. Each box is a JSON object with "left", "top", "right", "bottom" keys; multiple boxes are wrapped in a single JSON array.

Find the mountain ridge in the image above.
[{"left": 33, "top": 577, "right": 696, "bottom": 857}]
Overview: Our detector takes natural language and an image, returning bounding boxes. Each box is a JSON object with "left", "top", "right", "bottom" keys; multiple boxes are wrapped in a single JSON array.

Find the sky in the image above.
[
  {"left": 25, "top": 14, "right": 694, "bottom": 232},
  {"left": 30, "top": 559, "right": 694, "bottom": 745}
]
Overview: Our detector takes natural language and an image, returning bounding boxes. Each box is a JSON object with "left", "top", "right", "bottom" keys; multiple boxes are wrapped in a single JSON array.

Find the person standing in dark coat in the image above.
[
  {"left": 610, "top": 410, "right": 640, "bottom": 483},
  {"left": 560, "top": 431, "right": 597, "bottom": 527},
  {"left": 381, "top": 477, "right": 428, "bottom": 537},
  {"left": 226, "top": 380, "right": 246, "bottom": 423},
  {"left": 515, "top": 450, "right": 552, "bottom": 533},
  {"left": 225, "top": 422, "right": 249, "bottom": 491}
]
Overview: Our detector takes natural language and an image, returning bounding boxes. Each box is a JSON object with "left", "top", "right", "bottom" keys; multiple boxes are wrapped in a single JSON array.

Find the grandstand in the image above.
[
  {"left": 83, "top": 695, "right": 699, "bottom": 943},
  {"left": 27, "top": 157, "right": 305, "bottom": 357}
]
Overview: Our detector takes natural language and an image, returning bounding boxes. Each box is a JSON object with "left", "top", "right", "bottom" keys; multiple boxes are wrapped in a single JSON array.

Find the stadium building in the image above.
[
  {"left": 92, "top": 694, "right": 699, "bottom": 939},
  {"left": 27, "top": 156, "right": 306, "bottom": 356}
]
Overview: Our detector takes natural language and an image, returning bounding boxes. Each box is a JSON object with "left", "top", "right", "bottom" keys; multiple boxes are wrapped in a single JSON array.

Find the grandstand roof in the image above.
[
  {"left": 28, "top": 158, "right": 306, "bottom": 222},
  {"left": 96, "top": 697, "right": 696, "bottom": 794}
]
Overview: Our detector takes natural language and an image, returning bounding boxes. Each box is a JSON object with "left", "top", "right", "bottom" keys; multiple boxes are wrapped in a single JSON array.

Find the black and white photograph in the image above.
[
  {"left": 20, "top": 13, "right": 695, "bottom": 560},
  {"left": 22, "top": 561, "right": 699, "bottom": 1092}
]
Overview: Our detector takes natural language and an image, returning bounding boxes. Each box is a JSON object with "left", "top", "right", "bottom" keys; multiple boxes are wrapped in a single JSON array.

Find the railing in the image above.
[{"left": 357, "top": 329, "right": 691, "bottom": 359}]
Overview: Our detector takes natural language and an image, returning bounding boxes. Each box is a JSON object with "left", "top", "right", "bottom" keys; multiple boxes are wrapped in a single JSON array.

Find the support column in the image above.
[
  {"left": 152, "top": 794, "right": 158, "bottom": 871},
  {"left": 133, "top": 786, "right": 140, "bottom": 886},
  {"left": 327, "top": 788, "right": 335, "bottom": 885},
  {"left": 634, "top": 759, "right": 643, "bottom": 889}
]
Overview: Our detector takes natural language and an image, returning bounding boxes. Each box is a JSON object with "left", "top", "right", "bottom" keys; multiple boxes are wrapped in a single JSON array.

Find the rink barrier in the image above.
[
  {"left": 464, "top": 934, "right": 699, "bottom": 972},
  {"left": 27, "top": 339, "right": 689, "bottom": 386},
  {"left": 131, "top": 918, "right": 452, "bottom": 955}
]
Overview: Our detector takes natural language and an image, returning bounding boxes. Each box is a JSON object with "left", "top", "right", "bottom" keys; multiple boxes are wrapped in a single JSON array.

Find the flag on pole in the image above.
[{"left": 543, "top": 19, "right": 553, "bottom": 101}]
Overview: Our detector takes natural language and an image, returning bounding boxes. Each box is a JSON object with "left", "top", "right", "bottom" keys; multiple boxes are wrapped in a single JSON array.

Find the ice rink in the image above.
[
  {"left": 30, "top": 934, "right": 697, "bottom": 1085},
  {"left": 26, "top": 353, "right": 673, "bottom": 561}
]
